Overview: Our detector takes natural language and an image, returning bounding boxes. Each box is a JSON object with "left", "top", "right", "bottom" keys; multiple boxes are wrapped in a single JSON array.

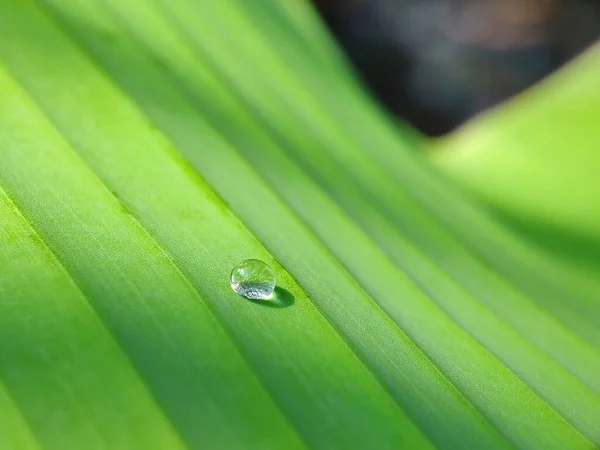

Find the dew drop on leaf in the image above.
[{"left": 230, "top": 259, "right": 276, "bottom": 300}]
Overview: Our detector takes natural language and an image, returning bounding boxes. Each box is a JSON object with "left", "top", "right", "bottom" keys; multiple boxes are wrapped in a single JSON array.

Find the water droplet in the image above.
[{"left": 230, "top": 259, "right": 276, "bottom": 300}]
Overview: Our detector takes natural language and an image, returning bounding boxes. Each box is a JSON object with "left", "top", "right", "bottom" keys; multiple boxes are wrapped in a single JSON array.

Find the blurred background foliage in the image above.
[
  {"left": 313, "top": 0, "right": 600, "bottom": 135},
  {"left": 312, "top": 0, "right": 600, "bottom": 275}
]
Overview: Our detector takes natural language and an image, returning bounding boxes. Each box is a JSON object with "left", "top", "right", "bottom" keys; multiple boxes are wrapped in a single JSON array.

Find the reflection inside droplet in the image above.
[{"left": 230, "top": 259, "right": 276, "bottom": 300}]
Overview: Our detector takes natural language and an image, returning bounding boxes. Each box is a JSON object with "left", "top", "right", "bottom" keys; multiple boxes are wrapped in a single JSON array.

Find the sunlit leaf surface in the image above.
[{"left": 0, "top": 0, "right": 598, "bottom": 449}]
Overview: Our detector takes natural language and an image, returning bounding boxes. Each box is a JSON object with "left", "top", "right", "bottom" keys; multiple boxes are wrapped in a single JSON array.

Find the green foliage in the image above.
[
  {"left": 0, "top": 0, "right": 598, "bottom": 449},
  {"left": 433, "top": 45, "right": 600, "bottom": 273}
]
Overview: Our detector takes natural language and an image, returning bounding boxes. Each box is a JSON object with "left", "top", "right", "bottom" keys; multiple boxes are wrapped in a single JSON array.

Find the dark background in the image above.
[{"left": 312, "top": 0, "right": 600, "bottom": 135}]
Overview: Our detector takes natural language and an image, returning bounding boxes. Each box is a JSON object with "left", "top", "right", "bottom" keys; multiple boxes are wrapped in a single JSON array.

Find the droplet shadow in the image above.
[{"left": 248, "top": 286, "right": 295, "bottom": 309}]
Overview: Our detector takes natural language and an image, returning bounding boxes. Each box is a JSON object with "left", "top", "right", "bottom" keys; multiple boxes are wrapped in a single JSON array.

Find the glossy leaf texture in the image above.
[{"left": 0, "top": 0, "right": 598, "bottom": 449}]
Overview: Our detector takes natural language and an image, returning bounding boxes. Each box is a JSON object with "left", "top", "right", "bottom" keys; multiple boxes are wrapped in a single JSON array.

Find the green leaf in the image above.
[
  {"left": 432, "top": 45, "right": 600, "bottom": 272},
  {"left": 0, "top": 0, "right": 597, "bottom": 449}
]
